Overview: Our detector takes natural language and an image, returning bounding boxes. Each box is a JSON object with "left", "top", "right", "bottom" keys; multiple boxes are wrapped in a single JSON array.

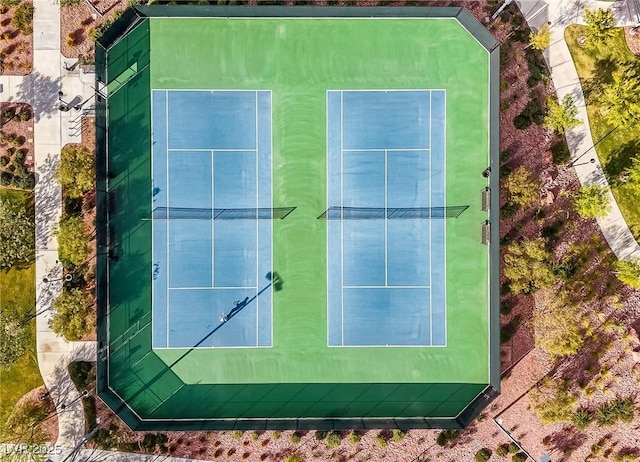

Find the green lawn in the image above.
[
  {"left": 565, "top": 25, "right": 640, "bottom": 240},
  {"left": 0, "top": 189, "right": 42, "bottom": 430}
]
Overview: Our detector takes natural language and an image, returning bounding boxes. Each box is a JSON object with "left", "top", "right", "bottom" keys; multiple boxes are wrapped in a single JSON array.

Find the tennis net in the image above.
[
  {"left": 317, "top": 206, "right": 469, "bottom": 220},
  {"left": 147, "top": 207, "right": 296, "bottom": 220}
]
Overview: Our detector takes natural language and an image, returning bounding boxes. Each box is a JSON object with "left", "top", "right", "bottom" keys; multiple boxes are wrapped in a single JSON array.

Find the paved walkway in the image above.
[
  {"left": 0, "top": 0, "right": 97, "bottom": 450},
  {"left": 516, "top": 0, "right": 640, "bottom": 261}
]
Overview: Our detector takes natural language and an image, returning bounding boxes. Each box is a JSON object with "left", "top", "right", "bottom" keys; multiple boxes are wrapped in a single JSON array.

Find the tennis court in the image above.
[
  {"left": 326, "top": 90, "right": 446, "bottom": 347},
  {"left": 151, "top": 89, "right": 273, "bottom": 348}
]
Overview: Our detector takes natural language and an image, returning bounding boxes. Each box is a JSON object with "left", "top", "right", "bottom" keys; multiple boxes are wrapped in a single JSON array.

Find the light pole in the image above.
[
  {"left": 43, "top": 274, "right": 73, "bottom": 284},
  {"left": 59, "top": 390, "right": 89, "bottom": 410},
  {"left": 492, "top": 418, "right": 550, "bottom": 462},
  {"left": 568, "top": 157, "right": 595, "bottom": 168}
]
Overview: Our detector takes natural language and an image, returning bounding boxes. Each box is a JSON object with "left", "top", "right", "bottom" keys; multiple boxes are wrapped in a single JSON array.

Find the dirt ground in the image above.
[{"left": 0, "top": 0, "right": 33, "bottom": 75}]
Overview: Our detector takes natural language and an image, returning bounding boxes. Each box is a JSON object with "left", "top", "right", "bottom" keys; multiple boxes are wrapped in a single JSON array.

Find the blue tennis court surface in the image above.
[
  {"left": 327, "top": 90, "right": 446, "bottom": 347},
  {"left": 151, "top": 90, "right": 272, "bottom": 348}
]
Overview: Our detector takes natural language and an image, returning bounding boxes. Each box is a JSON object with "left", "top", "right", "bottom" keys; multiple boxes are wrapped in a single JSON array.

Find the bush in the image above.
[
  {"left": 496, "top": 443, "right": 510, "bottom": 456},
  {"left": 513, "top": 452, "right": 528, "bottom": 462},
  {"left": 550, "top": 139, "right": 570, "bottom": 165},
  {"left": 374, "top": 433, "right": 388, "bottom": 448},
  {"left": 56, "top": 216, "right": 89, "bottom": 267},
  {"left": 347, "top": 431, "right": 361, "bottom": 444},
  {"left": 290, "top": 432, "right": 301, "bottom": 444},
  {"left": 81, "top": 396, "right": 97, "bottom": 433},
  {"left": 232, "top": 430, "right": 244, "bottom": 439},
  {"left": 513, "top": 91, "right": 545, "bottom": 129},
  {"left": 18, "top": 107, "right": 32, "bottom": 121},
  {"left": 141, "top": 433, "right": 168, "bottom": 453},
  {"left": 284, "top": 455, "right": 305, "bottom": 462},
  {"left": 475, "top": 448, "right": 492, "bottom": 462},
  {"left": 436, "top": 429, "right": 460, "bottom": 446},
  {"left": 250, "top": 431, "right": 259, "bottom": 441},
  {"left": 56, "top": 144, "right": 94, "bottom": 198},
  {"left": 614, "top": 259, "right": 640, "bottom": 289},
  {"left": 0, "top": 170, "right": 13, "bottom": 185},
  {"left": 505, "top": 166, "right": 540, "bottom": 209},
  {"left": 596, "top": 398, "right": 634, "bottom": 426},
  {"left": 573, "top": 185, "right": 610, "bottom": 219},
  {"left": 325, "top": 432, "right": 341, "bottom": 448},
  {"left": 525, "top": 48, "right": 549, "bottom": 87},
  {"left": 572, "top": 407, "right": 594, "bottom": 429},
  {"left": 392, "top": 429, "right": 406, "bottom": 442},
  {"left": 12, "top": 170, "right": 35, "bottom": 190},
  {"left": 12, "top": 3, "right": 34, "bottom": 35},
  {"left": 0, "top": 156, "right": 8, "bottom": 166},
  {"left": 315, "top": 430, "right": 327, "bottom": 440},
  {"left": 508, "top": 442, "right": 520, "bottom": 454},
  {"left": 68, "top": 361, "right": 93, "bottom": 390},
  {"left": 50, "top": 288, "right": 93, "bottom": 340},
  {"left": 271, "top": 430, "right": 281, "bottom": 439}
]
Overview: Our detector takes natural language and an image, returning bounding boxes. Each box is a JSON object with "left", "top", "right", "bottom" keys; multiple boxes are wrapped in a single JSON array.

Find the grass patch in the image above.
[
  {"left": 565, "top": 25, "right": 640, "bottom": 241},
  {"left": 0, "top": 189, "right": 42, "bottom": 431}
]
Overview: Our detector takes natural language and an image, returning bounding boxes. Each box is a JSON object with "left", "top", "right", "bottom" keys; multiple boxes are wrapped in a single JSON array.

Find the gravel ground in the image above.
[{"left": 0, "top": 0, "right": 33, "bottom": 75}]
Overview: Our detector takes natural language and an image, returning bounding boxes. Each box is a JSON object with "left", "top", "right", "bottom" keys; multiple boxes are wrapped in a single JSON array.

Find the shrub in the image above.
[
  {"left": 513, "top": 90, "right": 545, "bottom": 129},
  {"left": 325, "top": 432, "right": 341, "bottom": 448},
  {"left": 12, "top": 170, "right": 35, "bottom": 190},
  {"left": 0, "top": 156, "right": 8, "bottom": 166},
  {"left": 530, "top": 378, "right": 577, "bottom": 424},
  {"left": 81, "top": 396, "right": 97, "bottom": 432},
  {"left": 572, "top": 407, "right": 594, "bottom": 429},
  {"left": 614, "top": 259, "right": 640, "bottom": 289},
  {"left": 573, "top": 185, "right": 610, "bottom": 219},
  {"left": 250, "top": 431, "right": 259, "bottom": 441},
  {"left": 374, "top": 433, "right": 388, "bottom": 448},
  {"left": 284, "top": 455, "right": 305, "bottom": 462},
  {"left": 12, "top": 3, "right": 34, "bottom": 35},
  {"left": 50, "top": 288, "right": 92, "bottom": 340},
  {"left": 290, "top": 432, "right": 301, "bottom": 444},
  {"left": 503, "top": 238, "right": 554, "bottom": 294},
  {"left": 60, "top": 0, "right": 81, "bottom": 5},
  {"left": 392, "top": 429, "right": 406, "bottom": 442},
  {"left": 271, "top": 430, "right": 281, "bottom": 439},
  {"left": 508, "top": 442, "right": 520, "bottom": 454},
  {"left": 550, "top": 139, "right": 570, "bottom": 165},
  {"left": 0, "top": 171, "right": 13, "bottom": 185},
  {"left": 315, "top": 430, "right": 327, "bottom": 440},
  {"left": 496, "top": 443, "right": 510, "bottom": 457},
  {"left": 232, "top": 430, "right": 244, "bottom": 439},
  {"left": 475, "top": 448, "right": 492, "bottom": 462},
  {"left": 1, "top": 106, "right": 16, "bottom": 121},
  {"left": 347, "top": 431, "right": 361, "bottom": 444},
  {"left": 18, "top": 107, "right": 31, "bottom": 121},
  {"left": 525, "top": 48, "right": 549, "bottom": 87},
  {"left": 436, "top": 429, "right": 460, "bottom": 446},
  {"left": 67, "top": 32, "right": 77, "bottom": 48},
  {"left": 596, "top": 398, "right": 634, "bottom": 426},
  {"left": 56, "top": 144, "right": 94, "bottom": 198},
  {"left": 513, "top": 453, "right": 528, "bottom": 462},
  {"left": 56, "top": 216, "right": 89, "bottom": 267},
  {"left": 504, "top": 166, "right": 540, "bottom": 209},
  {"left": 68, "top": 361, "right": 93, "bottom": 390}
]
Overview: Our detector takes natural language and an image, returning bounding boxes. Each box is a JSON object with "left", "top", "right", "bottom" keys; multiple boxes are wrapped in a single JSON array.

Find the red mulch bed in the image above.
[
  {"left": 0, "top": 102, "right": 35, "bottom": 176},
  {"left": 0, "top": 0, "right": 33, "bottom": 75}
]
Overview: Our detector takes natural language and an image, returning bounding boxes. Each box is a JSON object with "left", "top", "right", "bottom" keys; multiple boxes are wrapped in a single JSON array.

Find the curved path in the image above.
[
  {"left": 1, "top": 0, "right": 97, "bottom": 449},
  {"left": 516, "top": 0, "right": 640, "bottom": 261}
]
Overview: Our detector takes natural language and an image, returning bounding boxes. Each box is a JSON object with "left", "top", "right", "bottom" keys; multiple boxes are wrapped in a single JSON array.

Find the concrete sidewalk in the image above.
[
  {"left": 516, "top": 0, "right": 640, "bottom": 261},
  {"left": 0, "top": 0, "right": 97, "bottom": 450}
]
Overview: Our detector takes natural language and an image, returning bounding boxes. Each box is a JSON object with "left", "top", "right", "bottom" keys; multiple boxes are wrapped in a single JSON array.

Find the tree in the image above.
[
  {"left": 599, "top": 68, "right": 640, "bottom": 127},
  {"left": 583, "top": 8, "right": 616, "bottom": 51},
  {"left": 529, "top": 23, "right": 551, "bottom": 50},
  {"left": 532, "top": 290, "right": 584, "bottom": 359},
  {"left": 0, "top": 305, "right": 30, "bottom": 370},
  {"left": 503, "top": 238, "right": 555, "bottom": 294},
  {"left": 50, "top": 288, "right": 92, "bottom": 340},
  {"left": 573, "top": 185, "right": 610, "bottom": 219},
  {"left": 544, "top": 94, "right": 581, "bottom": 134},
  {"left": 504, "top": 166, "right": 541, "bottom": 208},
  {"left": 56, "top": 216, "right": 89, "bottom": 267},
  {"left": 530, "top": 377, "right": 577, "bottom": 424},
  {"left": 624, "top": 156, "right": 640, "bottom": 188},
  {"left": 55, "top": 145, "right": 95, "bottom": 198},
  {"left": 0, "top": 197, "right": 35, "bottom": 268},
  {"left": 614, "top": 259, "right": 640, "bottom": 289}
]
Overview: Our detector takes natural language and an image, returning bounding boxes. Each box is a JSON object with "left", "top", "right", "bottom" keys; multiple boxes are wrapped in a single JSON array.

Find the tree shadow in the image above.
[
  {"left": 582, "top": 58, "right": 617, "bottom": 103},
  {"left": 16, "top": 72, "right": 62, "bottom": 122},
  {"left": 34, "top": 153, "right": 62, "bottom": 252},
  {"left": 603, "top": 139, "right": 640, "bottom": 185},
  {"left": 546, "top": 425, "right": 586, "bottom": 455}
]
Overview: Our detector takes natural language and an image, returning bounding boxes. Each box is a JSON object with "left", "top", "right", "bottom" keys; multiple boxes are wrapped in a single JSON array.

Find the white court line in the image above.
[
  {"left": 340, "top": 91, "right": 345, "bottom": 347},
  {"left": 165, "top": 90, "right": 170, "bottom": 348},
  {"left": 344, "top": 285, "right": 431, "bottom": 290},
  {"left": 442, "top": 90, "right": 448, "bottom": 347},
  {"left": 255, "top": 90, "right": 259, "bottom": 347},
  {"left": 169, "top": 286, "right": 258, "bottom": 290},
  {"left": 167, "top": 148, "right": 257, "bottom": 152},
  {"left": 384, "top": 149, "right": 388, "bottom": 287},
  {"left": 429, "top": 90, "right": 433, "bottom": 346},
  {"left": 211, "top": 149, "right": 216, "bottom": 287},
  {"left": 341, "top": 148, "right": 430, "bottom": 152},
  {"left": 150, "top": 90, "right": 155, "bottom": 347}
]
